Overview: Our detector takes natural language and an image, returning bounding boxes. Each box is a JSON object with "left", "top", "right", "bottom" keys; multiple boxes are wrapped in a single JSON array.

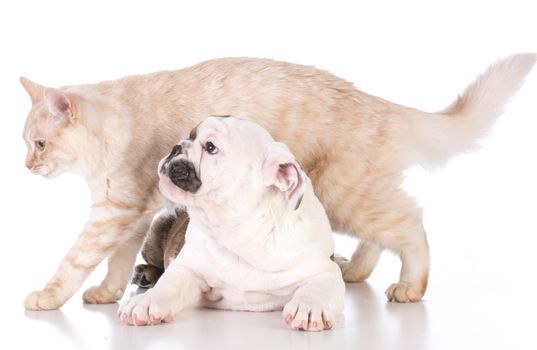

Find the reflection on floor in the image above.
[{"left": 14, "top": 274, "right": 536, "bottom": 350}]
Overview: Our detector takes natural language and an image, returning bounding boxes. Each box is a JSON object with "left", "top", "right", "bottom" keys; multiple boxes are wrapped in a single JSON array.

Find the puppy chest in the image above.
[
  {"left": 185, "top": 233, "right": 328, "bottom": 304},
  {"left": 201, "top": 257, "right": 300, "bottom": 293},
  {"left": 200, "top": 263, "right": 301, "bottom": 311}
]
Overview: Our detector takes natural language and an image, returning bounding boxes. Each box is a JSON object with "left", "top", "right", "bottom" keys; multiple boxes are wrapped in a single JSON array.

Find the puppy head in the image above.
[{"left": 158, "top": 116, "right": 306, "bottom": 211}]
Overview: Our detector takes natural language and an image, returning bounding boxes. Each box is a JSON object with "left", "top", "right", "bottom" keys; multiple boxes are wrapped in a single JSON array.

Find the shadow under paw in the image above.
[{"left": 131, "top": 264, "right": 164, "bottom": 288}]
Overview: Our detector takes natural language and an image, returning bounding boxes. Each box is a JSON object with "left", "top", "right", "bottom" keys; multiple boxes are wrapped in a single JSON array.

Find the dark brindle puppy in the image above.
[{"left": 131, "top": 208, "right": 188, "bottom": 288}]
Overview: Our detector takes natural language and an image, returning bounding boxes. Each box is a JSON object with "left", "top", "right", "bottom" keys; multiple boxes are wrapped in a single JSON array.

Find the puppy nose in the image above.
[{"left": 169, "top": 161, "right": 190, "bottom": 183}]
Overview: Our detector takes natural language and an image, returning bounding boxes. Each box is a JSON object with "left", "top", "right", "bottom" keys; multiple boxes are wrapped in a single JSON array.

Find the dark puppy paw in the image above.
[{"left": 131, "top": 264, "right": 164, "bottom": 288}]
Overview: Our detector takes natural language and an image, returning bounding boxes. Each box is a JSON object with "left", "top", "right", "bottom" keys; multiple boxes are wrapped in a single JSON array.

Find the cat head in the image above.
[{"left": 21, "top": 77, "right": 81, "bottom": 178}]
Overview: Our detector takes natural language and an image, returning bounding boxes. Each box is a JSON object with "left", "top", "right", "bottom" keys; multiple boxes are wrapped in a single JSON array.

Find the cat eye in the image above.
[
  {"left": 35, "top": 139, "right": 46, "bottom": 151},
  {"left": 205, "top": 141, "right": 218, "bottom": 155}
]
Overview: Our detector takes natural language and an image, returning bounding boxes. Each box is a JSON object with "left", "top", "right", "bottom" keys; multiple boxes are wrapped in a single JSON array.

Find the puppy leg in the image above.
[
  {"left": 118, "top": 260, "right": 203, "bottom": 326},
  {"left": 132, "top": 209, "right": 188, "bottom": 288},
  {"left": 141, "top": 211, "right": 177, "bottom": 266},
  {"left": 335, "top": 240, "right": 383, "bottom": 282},
  {"left": 163, "top": 211, "right": 188, "bottom": 268},
  {"left": 132, "top": 210, "right": 174, "bottom": 288},
  {"left": 282, "top": 270, "right": 345, "bottom": 332}
]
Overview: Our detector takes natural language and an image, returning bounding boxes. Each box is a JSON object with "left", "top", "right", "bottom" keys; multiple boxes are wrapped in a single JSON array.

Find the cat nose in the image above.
[{"left": 25, "top": 154, "right": 35, "bottom": 170}]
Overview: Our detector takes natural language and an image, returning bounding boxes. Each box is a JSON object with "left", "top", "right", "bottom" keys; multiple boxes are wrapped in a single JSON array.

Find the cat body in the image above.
[{"left": 21, "top": 55, "right": 535, "bottom": 309}]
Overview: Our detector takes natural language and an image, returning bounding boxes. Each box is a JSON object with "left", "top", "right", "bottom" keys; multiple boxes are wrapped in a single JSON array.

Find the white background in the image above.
[{"left": 1, "top": 1, "right": 536, "bottom": 349}]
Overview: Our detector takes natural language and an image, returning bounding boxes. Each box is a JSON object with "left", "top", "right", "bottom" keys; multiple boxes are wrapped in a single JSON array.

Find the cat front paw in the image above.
[
  {"left": 385, "top": 282, "right": 423, "bottom": 302},
  {"left": 83, "top": 285, "right": 124, "bottom": 304},
  {"left": 118, "top": 291, "right": 174, "bottom": 326},
  {"left": 24, "top": 289, "right": 65, "bottom": 310}
]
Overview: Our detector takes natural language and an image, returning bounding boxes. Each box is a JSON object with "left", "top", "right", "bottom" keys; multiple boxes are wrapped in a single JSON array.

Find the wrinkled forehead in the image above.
[
  {"left": 189, "top": 116, "right": 230, "bottom": 141},
  {"left": 192, "top": 116, "right": 274, "bottom": 144}
]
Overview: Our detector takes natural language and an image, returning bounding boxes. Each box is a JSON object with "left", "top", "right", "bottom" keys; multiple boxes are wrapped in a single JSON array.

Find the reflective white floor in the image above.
[{"left": 6, "top": 224, "right": 537, "bottom": 350}]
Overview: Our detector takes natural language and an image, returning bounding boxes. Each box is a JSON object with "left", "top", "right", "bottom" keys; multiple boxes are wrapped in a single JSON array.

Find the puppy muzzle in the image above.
[{"left": 166, "top": 159, "right": 202, "bottom": 193}]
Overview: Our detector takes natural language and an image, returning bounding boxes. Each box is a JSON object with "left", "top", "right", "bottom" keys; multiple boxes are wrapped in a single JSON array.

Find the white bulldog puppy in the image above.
[{"left": 118, "top": 116, "right": 345, "bottom": 331}]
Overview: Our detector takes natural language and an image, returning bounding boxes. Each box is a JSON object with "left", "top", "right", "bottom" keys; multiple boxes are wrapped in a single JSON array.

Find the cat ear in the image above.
[
  {"left": 262, "top": 142, "right": 306, "bottom": 210},
  {"left": 20, "top": 77, "right": 45, "bottom": 104},
  {"left": 44, "top": 88, "right": 74, "bottom": 123}
]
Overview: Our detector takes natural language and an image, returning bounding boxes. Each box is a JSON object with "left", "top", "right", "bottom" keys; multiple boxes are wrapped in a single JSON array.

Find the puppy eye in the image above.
[
  {"left": 35, "top": 139, "right": 46, "bottom": 151},
  {"left": 205, "top": 141, "right": 218, "bottom": 155}
]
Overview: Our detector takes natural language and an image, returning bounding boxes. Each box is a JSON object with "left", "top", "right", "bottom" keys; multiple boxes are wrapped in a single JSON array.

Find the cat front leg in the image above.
[
  {"left": 82, "top": 224, "right": 148, "bottom": 304},
  {"left": 24, "top": 200, "right": 147, "bottom": 311}
]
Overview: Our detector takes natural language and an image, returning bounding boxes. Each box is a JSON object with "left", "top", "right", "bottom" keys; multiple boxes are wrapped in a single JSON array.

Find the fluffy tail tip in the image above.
[
  {"left": 409, "top": 53, "right": 536, "bottom": 169},
  {"left": 503, "top": 52, "right": 537, "bottom": 82}
]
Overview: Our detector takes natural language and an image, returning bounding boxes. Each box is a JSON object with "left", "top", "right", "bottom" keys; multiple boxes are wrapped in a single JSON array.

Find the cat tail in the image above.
[{"left": 405, "top": 53, "right": 536, "bottom": 169}]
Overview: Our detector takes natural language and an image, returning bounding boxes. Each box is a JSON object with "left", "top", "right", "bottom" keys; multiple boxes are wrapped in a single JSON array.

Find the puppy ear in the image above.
[
  {"left": 20, "top": 77, "right": 45, "bottom": 104},
  {"left": 44, "top": 88, "right": 74, "bottom": 124},
  {"left": 262, "top": 142, "right": 306, "bottom": 210}
]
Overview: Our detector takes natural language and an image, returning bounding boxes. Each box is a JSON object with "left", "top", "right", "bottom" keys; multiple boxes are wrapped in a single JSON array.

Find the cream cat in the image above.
[{"left": 21, "top": 55, "right": 535, "bottom": 310}]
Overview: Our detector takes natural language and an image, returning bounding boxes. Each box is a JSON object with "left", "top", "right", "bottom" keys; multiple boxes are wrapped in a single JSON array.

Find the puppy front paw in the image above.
[
  {"left": 282, "top": 298, "right": 334, "bottom": 332},
  {"left": 24, "top": 289, "right": 65, "bottom": 311},
  {"left": 118, "top": 291, "right": 174, "bottom": 326}
]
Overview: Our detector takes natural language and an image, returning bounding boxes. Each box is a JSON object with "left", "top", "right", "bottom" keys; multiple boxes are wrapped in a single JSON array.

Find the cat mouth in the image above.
[{"left": 31, "top": 165, "right": 54, "bottom": 177}]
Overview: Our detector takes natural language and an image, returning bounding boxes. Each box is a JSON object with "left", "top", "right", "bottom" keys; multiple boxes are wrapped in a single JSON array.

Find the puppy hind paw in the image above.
[{"left": 131, "top": 264, "right": 164, "bottom": 288}]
